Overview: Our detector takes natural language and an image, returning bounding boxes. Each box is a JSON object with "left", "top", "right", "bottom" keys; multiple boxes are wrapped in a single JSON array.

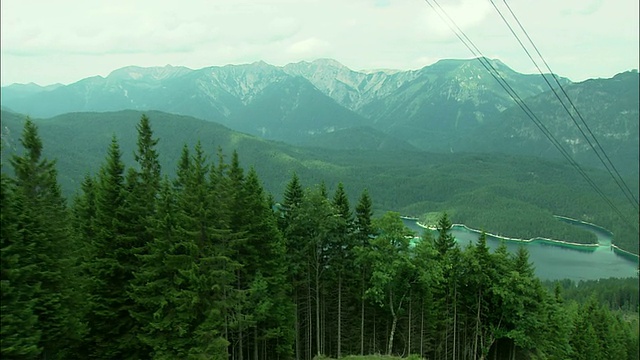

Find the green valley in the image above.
[{"left": 2, "top": 109, "right": 638, "bottom": 254}]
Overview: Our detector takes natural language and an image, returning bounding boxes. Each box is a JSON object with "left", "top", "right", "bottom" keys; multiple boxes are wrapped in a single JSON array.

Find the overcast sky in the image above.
[{"left": 1, "top": 0, "right": 638, "bottom": 86}]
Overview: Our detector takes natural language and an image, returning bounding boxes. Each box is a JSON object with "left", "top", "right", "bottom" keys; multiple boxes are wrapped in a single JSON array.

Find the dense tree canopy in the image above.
[{"left": 1, "top": 115, "right": 638, "bottom": 360}]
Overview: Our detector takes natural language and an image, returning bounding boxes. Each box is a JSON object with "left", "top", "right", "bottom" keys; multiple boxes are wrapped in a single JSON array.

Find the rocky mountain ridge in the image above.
[
  {"left": 1, "top": 59, "right": 637, "bottom": 172},
  {"left": 0, "top": 58, "right": 558, "bottom": 143}
]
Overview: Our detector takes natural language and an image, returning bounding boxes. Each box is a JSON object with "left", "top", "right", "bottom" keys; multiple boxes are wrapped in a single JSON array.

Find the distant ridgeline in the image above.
[
  {"left": 1, "top": 59, "right": 637, "bottom": 175},
  {"left": 1, "top": 114, "right": 637, "bottom": 360},
  {"left": 1, "top": 109, "right": 638, "bottom": 255}
]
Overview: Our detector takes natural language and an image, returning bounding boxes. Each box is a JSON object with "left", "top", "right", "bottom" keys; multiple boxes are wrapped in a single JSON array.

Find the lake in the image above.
[{"left": 401, "top": 218, "right": 639, "bottom": 281}]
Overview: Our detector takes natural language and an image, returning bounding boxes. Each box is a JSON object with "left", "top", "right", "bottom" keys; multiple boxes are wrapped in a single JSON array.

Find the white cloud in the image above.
[
  {"left": 287, "top": 38, "right": 330, "bottom": 56},
  {"left": 1, "top": 0, "right": 638, "bottom": 85},
  {"left": 422, "top": 0, "right": 494, "bottom": 38}
]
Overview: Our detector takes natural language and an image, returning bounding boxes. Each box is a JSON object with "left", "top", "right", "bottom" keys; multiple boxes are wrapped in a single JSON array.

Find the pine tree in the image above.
[
  {"left": 71, "top": 175, "right": 97, "bottom": 247},
  {"left": 283, "top": 183, "right": 341, "bottom": 359},
  {"left": 85, "top": 135, "right": 141, "bottom": 359},
  {"left": 133, "top": 142, "right": 233, "bottom": 358},
  {"left": 225, "top": 150, "right": 253, "bottom": 360},
  {"left": 541, "top": 283, "right": 573, "bottom": 359},
  {"left": 133, "top": 114, "right": 161, "bottom": 192},
  {"left": 174, "top": 144, "right": 191, "bottom": 191},
  {"left": 353, "top": 189, "right": 375, "bottom": 356},
  {"left": 122, "top": 114, "right": 162, "bottom": 280},
  {"left": 130, "top": 176, "right": 197, "bottom": 358},
  {"left": 279, "top": 172, "right": 306, "bottom": 358},
  {"left": 1, "top": 172, "right": 41, "bottom": 358},
  {"left": 240, "top": 168, "right": 294, "bottom": 358},
  {"left": 329, "top": 182, "right": 355, "bottom": 359},
  {"left": 430, "top": 212, "right": 459, "bottom": 359},
  {"left": 434, "top": 212, "right": 455, "bottom": 256},
  {"left": 68, "top": 174, "right": 99, "bottom": 358},
  {"left": 179, "top": 141, "right": 232, "bottom": 358},
  {"left": 280, "top": 172, "right": 304, "bottom": 230},
  {"left": 354, "top": 189, "right": 374, "bottom": 244},
  {"left": 117, "top": 115, "right": 163, "bottom": 358},
  {"left": 570, "top": 298, "right": 604, "bottom": 360},
  {"left": 8, "top": 118, "right": 84, "bottom": 359}
]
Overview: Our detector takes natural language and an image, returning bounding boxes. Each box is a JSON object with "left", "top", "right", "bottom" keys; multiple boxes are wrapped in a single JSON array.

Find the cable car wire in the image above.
[
  {"left": 488, "top": 0, "right": 638, "bottom": 211},
  {"left": 422, "top": 0, "right": 636, "bottom": 227}
]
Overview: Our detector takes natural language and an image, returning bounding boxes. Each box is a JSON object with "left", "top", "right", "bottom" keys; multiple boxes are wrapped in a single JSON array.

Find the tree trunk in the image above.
[
  {"left": 373, "top": 308, "right": 376, "bottom": 354},
  {"left": 388, "top": 315, "right": 398, "bottom": 356},
  {"left": 321, "top": 293, "right": 326, "bottom": 355},
  {"left": 294, "top": 291, "right": 300, "bottom": 360},
  {"left": 254, "top": 327, "right": 258, "bottom": 360},
  {"left": 307, "top": 270, "right": 312, "bottom": 360},
  {"left": 453, "top": 285, "right": 457, "bottom": 360},
  {"left": 474, "top": 288, "right": 482, "bottom": 360},
  {"left": 337, "top": 274, "right": 342, "bottom": 359},
  {"left": 387, "top": 290, "right": 397, "bottom": 356},
  {"left": 407, "top": 290, "right": 412, "bottom": 354},
  {"left": 511, "top": 340, "right": 516, "bottom": 360},
  {"left": 444, "top": 289, "right": 450, "bottom": 360},
  {"left": 315, "top": 266, "right": 321, "bottom": 358},
  {"left": 239, "top": 326, "right": 244, "bottom": 360},
  {"left": 420, "top": 301, "right": 424, "bottom": 357},
  {"left": 360, "top": 271, "right": 365, "bottom": 355},
  {"left": 238, "top": 273, "right": 244, "bottom": 360}
]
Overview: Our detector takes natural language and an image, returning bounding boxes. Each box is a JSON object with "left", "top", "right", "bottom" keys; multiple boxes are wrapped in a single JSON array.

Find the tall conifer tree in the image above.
[
  {"left": 434, "top": 212, "right": 455, "bottom": 256},
  {"left": 329, "top": 182, "right": 355, "bottom": 359},
  {"left": 8, "top": 118, "right": 84, "bottom": 359},
  {"left": 1, "top": 172, "right": 41, "bottom": 358},
  {"left": 279, "top": 172, "right": 306, "bottom": 358},
  {"left": 86, "top": 135, "right": 142, "bottom": 359},
  {"left": 353, "top": 189, "right": 375, "bottom": 355},
  {"left": 240, "top": 168, "right": 294, "bottom": 358}
]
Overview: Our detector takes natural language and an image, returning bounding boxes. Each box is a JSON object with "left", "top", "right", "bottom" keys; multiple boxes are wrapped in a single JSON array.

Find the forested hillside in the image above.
[
  {"left": 2, "top": 110, "right": 638, "bottom": 254},
  {"left": 544, "top": 277, "right": 639, "bottom": 312},
  {"left": 2, "top": 116, "right": 637, "bottom": 359},
  {"left": 471, "top": 70, "right": 640, "bottom": 175}
]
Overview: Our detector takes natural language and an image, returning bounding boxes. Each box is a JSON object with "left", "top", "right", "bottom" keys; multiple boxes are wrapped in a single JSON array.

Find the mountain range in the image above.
[{"left": 2, "top": 58, "right": 637, "bottom": 174}]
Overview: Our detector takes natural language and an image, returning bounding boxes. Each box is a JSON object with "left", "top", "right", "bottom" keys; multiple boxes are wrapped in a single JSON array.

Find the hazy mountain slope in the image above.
[
  {"left": 471, "top": 70, "right": 640, "bottom": 174},
  {"left": 358, "top": 58, "right": 570, "bottom": 151},
  {"left": 1, "top": 58, "right": 560, "bottom": 137},
  {"left": 283, "top": 58, "right": 419, "bottom": 111},
  {"left": 0, "top": 109, "right": 23, "bottom": 153},
  {"left": 228, "top": 76, "right": 367, "bottom": 143},
  {"left": 0, "top": 82, "right": 63, "bottom": 102},
  {"left": 2, "top": 58, "right": 636, "bottom": 173},
  {"left": 0, "top": 67, "right": 236, "bottom": 121},
  {"left": 301, "top": 126, "right": 418, "bottom": 151},
  {"left": 0, "top": 62, "right": 290, "bottom": 122}
]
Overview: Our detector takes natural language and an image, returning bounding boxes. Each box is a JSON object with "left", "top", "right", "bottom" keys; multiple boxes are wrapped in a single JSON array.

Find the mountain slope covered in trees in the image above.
[
  {"left": 2, "top": 110, "right": 638, "bottom": 255},
  {"left": 470, "top": 70, "right": 640, "bottom": 175}
]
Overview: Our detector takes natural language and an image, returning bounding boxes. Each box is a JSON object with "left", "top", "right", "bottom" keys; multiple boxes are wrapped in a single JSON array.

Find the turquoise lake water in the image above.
[{"left": 401, "top": 218, "right": 639, "bottom": 281}]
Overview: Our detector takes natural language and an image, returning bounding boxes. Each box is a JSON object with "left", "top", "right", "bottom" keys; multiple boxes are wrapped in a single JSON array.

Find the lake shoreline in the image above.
[
  {"left": 611, "top": 244, "right": 640, "bottom": 261},
  {"left": 400, "top": 215, "right": 639, "bottom": 280},
  {"left": 553, "top": 215, "right": 614, "bottom": 236},
  {"left": 410, "top": 219, "right": 600, "bottom": 250}
]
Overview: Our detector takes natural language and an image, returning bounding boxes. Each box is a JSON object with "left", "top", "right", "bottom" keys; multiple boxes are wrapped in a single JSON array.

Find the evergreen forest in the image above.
[{"left": 2, "top": 115, "right": 638, "bottom": 360}]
